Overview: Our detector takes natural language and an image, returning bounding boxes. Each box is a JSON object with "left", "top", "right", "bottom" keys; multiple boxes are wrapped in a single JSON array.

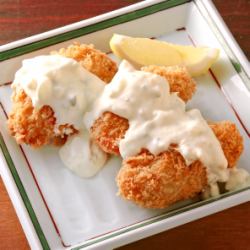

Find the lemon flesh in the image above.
[
  {"left": 110, "top": 34, "right": 182, "bottom": 68},
  {"left": 110, "top": 34, "right": 219, "bottom": 76}
]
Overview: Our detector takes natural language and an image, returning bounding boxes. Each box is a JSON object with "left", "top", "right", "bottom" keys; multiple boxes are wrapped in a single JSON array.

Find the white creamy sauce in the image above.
[
  {"left": 12, "top": 55, "right": 104, "bottom": 130},
  {"left": 201, "top": 183, "right": 220, "bottom": 199},
  {"left": 59, "top": 131, "right": 107, "bottom": 178},
  {"left": 226, "top": 168, "right": 250, "bottom": 191},
  {"left": 202, "top": 168, "right": 250, "bottom": 199},
  {"left": 85, "top": 60, "right": 229, "bottom": 187}
]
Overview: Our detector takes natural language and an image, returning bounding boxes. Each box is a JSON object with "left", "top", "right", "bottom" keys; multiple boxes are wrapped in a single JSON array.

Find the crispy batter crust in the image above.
[
  {"left": 90, "top": 112, "right": 129, "bottom": 155},
  {"left": 117, "top": 149, "right": 207, "bottom": 209},
  {"left": 209, "top": 121, "right": 244, "bottom": 168},
  {"left": 141, "top": 65, "right": 196, "bottom": 102},
  {"left": 90, "top": 112, "right": 128, "bottom": 155},
  {"left": 116, "top": 122, "right": 244, "bottom": 209},
  {"left": 52, "top": 42, "right": 117, "bottom": 83},
  {"left": 8, "top": 90, "right": 77, "bottom": 148}
]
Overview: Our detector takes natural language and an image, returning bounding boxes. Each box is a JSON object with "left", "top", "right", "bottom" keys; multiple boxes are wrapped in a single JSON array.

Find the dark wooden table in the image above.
[{"left": 0, "top": 1, "right": 249, "bottom": 249}]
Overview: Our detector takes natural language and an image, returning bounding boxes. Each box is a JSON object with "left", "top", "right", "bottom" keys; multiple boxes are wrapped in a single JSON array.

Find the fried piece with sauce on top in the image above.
[
  {"left": 91, "top": 65, "right": 197, "bottom": 154},
  {"left": 117, "top": 121, "right": 244, "bottom": 208},
  {"left": 8, "top": 43, "right": 117, "bottom": 148},
  {"left": 8, "top": 89, "right": 78, "bottom": 147}
]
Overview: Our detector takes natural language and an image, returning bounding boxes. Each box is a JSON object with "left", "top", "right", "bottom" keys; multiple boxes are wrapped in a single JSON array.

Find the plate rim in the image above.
[{"left": 0, "top": 0, "right": 249, "bottom": 249}]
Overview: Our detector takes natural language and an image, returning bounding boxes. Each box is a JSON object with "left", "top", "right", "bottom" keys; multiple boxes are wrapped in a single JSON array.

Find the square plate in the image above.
[{"left": 0, "top": 0, "right": 249, "bottom": 249}]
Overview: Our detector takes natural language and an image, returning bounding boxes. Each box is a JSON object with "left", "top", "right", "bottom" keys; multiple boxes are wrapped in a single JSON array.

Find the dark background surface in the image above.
[{"left": 0, "top": 1, "right": 249, "bottom": 249}]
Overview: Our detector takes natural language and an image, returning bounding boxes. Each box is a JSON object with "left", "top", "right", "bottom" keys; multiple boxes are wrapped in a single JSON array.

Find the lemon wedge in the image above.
[{"left": 110, "top": 34, "right": 219, "bottom": 76}]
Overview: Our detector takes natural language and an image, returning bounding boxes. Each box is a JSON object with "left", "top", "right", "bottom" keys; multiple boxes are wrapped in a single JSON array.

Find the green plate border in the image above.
[
  {"left": 0, "top": 133, "right": 50, "bottom": 250},
  {"left": 72, "top": 186, "right": 249, "bottom": 250},
  {"left": 1, "top": 0, "right": 249, "bottom": 249}
]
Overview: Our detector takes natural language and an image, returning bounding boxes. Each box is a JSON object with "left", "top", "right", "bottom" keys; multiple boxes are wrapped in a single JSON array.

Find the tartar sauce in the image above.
[
  {"left": 226, "top": 168, "right": 250, "bottom": 191},
  {"left": 59, "top": 131, "right": 107, "bottom": 178},
  {"left": 85, "top": 60, "right": 229, "bottom": 187},
  {"left": 12, "top": 55, "right": 104, "bottom": 129}
]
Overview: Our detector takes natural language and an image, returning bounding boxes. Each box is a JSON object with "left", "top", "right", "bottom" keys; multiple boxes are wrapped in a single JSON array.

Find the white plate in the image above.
[{"left": 0, "top": 0, "right": 249, "bottom": 249}]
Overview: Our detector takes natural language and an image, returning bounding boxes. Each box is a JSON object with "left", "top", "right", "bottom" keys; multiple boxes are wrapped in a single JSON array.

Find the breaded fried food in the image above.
[
  {"left": 141, "top": 65, "right": 196, "bottom": 102},
  {"left": 8, "top": 90, "right": 77, "bottom": 148},
  {"left": 209, "top": 121, "right": 243, "bottom": 168},
  {"left": 90, "top": 112, "right": 129, "bottom": 155},
  {"left": 116, "top": 122, "right": 244, "bottom": 209},
  {"left": 8, "top": 43, "right": 116, "bottom": 148},
  {"left": 52, "top": 42, "right": 117, "bottom": 83},
  {"left": 117, "top": 149, "right": 207, "bottom": 209},
  {"left": 90, "top": 68, "right": 196, "bottom": 155}
]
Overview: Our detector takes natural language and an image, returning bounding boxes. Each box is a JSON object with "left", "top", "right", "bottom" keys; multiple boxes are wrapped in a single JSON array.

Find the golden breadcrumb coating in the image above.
[
  {"left": 141, "top": 65, "right": 196, "bottom": 102},
  {"left": 116, "top": 121, "right": 244, "bottom": 209},
  {"left": 52, "top": 42, "right": 117, "bottom": 83},
  {"left": 90, "top": 112, "right": 127, "bottom": 155},
  {"left": 209, "top": 121, "right": 244, "bottom": 168},
  {"left": 117, "top": 149, "right": 207, "bottom": 209},
  {"left": 90, "top": 112, "right": 129, "bottom": 155},
  {"left": 8, "top": 90, "right": 77, "bottom": 148}
]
